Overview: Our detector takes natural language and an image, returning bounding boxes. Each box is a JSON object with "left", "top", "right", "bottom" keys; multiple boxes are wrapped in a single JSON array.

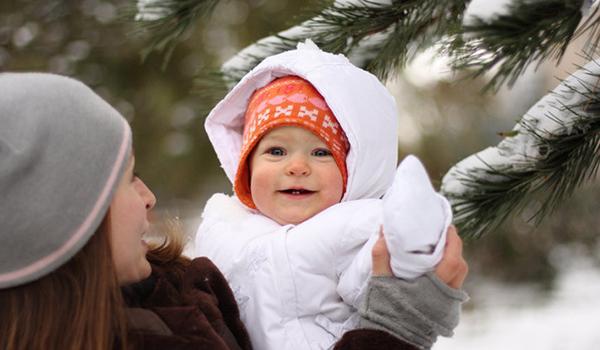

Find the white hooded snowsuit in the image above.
[{"left": 195, "top": 41, "right": 450, "bottom": 350}]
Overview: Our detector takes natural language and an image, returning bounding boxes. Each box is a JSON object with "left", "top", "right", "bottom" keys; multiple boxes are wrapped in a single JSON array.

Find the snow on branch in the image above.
[
  {"left": 442, "top": 58, "right": 600, "bottom": 239},
  {"left": 220, "top": 0, "right": 469, "bottom": 87},
  {"left": 450, "top": 0, "right": 600, "bottom": 90}
]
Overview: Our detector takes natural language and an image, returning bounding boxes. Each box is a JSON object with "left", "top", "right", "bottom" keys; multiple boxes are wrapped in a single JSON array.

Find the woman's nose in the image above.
[
  {"left": 139, "top": 180, "right": 157, "bottom": 210},
  {"left": 285, "top": 155, "right": 310, "bottom": 176}
]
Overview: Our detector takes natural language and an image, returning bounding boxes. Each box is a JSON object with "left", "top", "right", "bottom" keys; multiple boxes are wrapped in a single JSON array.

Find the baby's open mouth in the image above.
[{"left": 279, "top": 189, "right": 315, "bottom": 195}]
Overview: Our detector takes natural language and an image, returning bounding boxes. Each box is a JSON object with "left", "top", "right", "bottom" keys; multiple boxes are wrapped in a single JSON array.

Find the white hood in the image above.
[{"left": 205, "top": 40, "right": 399, "bottom": 202}]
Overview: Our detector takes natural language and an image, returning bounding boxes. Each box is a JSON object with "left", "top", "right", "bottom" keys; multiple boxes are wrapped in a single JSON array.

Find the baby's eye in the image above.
[
  {"left": 312, "top": 148, "right": 332, "bottom": 157},
  {"left": 267, "top": 147, "right": 286, "bottom": 156}
]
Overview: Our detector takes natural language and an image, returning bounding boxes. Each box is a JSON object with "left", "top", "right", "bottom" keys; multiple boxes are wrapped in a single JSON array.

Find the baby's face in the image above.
[{"left": 249, "top": 126, "right": 343, "bottom": 225}]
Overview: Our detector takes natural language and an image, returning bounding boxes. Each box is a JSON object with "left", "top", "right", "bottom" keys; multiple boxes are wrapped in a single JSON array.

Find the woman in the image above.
[
  {"left": 0, "top": 73, "right": 467, "bottom": 350},
  {"left": 0, "top": 72, "right": 153, "bottom": 349}
]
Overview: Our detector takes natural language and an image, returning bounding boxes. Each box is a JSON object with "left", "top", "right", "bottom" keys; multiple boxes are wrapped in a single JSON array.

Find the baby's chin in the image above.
[
  {"left": 255, "top": 201, "right": 322, "bottom": 226},
  {"left": 271, "top": 212, "right": 317, "bottom": 226}
]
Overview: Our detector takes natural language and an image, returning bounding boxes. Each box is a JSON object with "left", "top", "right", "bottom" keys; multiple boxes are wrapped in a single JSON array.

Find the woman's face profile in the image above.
[{"left": 109, "top": 155, "right": 156, "bottom": 285}]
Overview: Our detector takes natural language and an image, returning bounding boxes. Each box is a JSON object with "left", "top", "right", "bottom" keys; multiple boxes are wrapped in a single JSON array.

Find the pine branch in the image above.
[
  {"left": 442, "top": 59, "right": 600, "bottom": 239},
  {"left": 218, "top": 0, "right": 470, "bottom": 86},
  {"left": 131, "top": 0, "right": 468, "bottom": 111},
  {"left": 131, "top": 0, "right": 218, "bottom": 65},
  {"left": 449, "top": 0, "right": 595, "bottom": 91},
  {"left": 192, "top": 0, "right": 468, "bottom": 113}
]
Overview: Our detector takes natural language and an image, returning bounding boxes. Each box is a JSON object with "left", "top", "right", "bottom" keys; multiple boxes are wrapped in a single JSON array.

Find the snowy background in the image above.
[{"left": 436, "top": 256, "right": 600, "bottom": 349}]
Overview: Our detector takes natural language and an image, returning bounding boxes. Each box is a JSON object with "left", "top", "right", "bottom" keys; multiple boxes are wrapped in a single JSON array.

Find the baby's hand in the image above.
[
  {"left": 371, "top": 226, "right": 468, "bottom": 289},
  {"left": 381, "top": 155, "right": 453, "bottom": 278}
]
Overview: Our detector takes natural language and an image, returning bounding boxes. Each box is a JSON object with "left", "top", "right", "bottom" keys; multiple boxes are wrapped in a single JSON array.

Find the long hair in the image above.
[{"left": 0, "top": 215, "right": 128, "bottom": 350}]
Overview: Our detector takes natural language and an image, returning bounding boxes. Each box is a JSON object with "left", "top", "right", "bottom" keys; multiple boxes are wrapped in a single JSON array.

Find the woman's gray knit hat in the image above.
[{"left": 0, "top": 73, "right": 132, "bottom": 288}]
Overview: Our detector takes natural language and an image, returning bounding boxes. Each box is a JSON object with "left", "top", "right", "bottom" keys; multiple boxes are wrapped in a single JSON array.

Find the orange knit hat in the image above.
[{"left": 234, "top": 76, "right": 350, "bottom": 209}]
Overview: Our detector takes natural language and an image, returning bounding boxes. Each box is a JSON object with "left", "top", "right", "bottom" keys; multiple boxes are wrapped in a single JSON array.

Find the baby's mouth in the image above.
[{"left": 279, "top": 188, "right": 315, "bottom": 195}]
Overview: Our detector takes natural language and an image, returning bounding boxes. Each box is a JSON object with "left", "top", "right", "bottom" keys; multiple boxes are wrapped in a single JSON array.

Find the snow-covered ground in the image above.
[{"left": 436, "top": 261, "right": 600, "bottom": 350}]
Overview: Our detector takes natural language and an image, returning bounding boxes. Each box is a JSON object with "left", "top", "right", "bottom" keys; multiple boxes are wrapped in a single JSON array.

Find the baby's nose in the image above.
[{"left": 285, "top": 156, "right": 310, "bottom": 176}]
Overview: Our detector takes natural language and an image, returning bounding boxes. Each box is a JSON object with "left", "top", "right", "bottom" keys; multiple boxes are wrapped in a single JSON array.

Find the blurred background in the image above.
[{"left": 2, "top": 0, "right": 599, "bottom": 348}]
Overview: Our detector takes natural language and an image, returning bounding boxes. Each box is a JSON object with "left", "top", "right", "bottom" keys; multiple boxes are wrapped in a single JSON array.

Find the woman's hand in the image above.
[
  {"left": 433, "top": 225, "right": 468, "bottom": 289},
  {"left": 371, "top": 229, "right": 394, "bottom": 277},
  {"left": 371, "top": 225, "right": 468, "bottom": 288}
]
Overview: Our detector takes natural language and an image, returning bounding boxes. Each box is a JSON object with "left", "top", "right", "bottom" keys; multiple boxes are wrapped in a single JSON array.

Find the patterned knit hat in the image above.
[
  {"left": 234, "top": 76, "right": 349, "bottom": 209},
  {"left": 0, "top": 73, "right": 131, "bottom": 289}
]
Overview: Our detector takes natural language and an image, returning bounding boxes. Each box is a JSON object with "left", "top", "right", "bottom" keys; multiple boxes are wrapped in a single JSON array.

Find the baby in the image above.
[{"left": 195, "top": 41, "right": 452, "bottom": 350}]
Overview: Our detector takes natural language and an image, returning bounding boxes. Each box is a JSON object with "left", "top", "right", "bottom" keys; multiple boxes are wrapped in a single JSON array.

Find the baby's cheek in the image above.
[
  {"left": 250, "top": 187, "right": 268, "bottom": 210},
  {"left": 250, "top": 175, "right": 269, "bottom": 199}
]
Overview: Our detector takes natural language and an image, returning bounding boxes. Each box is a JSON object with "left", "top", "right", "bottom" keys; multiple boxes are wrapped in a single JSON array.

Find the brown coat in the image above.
[
  {"left": 122, "top": 257, "right": 252, "bottom": 350},
  {"left": 335, "top": 329, "right": 419, "bottom": 350}
]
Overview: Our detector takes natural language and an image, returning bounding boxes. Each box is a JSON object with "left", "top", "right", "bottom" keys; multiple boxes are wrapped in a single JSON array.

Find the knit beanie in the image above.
[
  {"left": 0, "top": 73, "right": 132, "bottom": 289},
  {"left": 234, "top": 76, "right": 349, "bottom": 209}
]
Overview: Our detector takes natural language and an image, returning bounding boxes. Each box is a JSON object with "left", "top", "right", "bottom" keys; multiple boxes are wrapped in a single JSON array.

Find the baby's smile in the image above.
[{"left": 278, "top": 188, "right": 316, "bottom": 196}]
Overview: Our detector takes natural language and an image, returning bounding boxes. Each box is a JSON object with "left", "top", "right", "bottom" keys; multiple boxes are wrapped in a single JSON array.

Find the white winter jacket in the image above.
[
  {"left": 195, "top": 41, "right": 414, "bottom": 350},
  {"left": 198, "top": 194, "right": 383, "bottom": 349}
]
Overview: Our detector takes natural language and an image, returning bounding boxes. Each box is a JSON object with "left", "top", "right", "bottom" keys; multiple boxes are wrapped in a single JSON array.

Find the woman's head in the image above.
[
  {"left": 0, "top": 73, "right": 160, "bottom": 349},
  {"left": 0, "top": 72, "right": 134, "bottom": 288}
]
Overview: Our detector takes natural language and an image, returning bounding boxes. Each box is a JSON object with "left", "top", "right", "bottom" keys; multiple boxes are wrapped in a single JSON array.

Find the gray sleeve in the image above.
[{"left": 358, "top": 272, "right": 469, "bottom": 349}]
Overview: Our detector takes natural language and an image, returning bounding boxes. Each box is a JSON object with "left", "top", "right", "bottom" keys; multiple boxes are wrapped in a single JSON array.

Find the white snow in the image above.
[
  {"left": 403, "top": 46, "right": 455, "bottom": 88},
  {"left": 436, "top": 261, "right": 600, "bottom": 350},
  {"left": 135, "top": 0, "right": 171, "bottom": 21},
  {"left": 463, "top": 0, "right": 513, "bottom": 24},
  {"left": 464, "top": 0, "right": 598, "bottom": 24}
]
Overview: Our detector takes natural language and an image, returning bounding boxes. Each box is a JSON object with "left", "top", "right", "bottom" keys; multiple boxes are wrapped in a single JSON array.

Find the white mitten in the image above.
[{"left": 382, "top": 155, "right": 453, "bottom": 279}]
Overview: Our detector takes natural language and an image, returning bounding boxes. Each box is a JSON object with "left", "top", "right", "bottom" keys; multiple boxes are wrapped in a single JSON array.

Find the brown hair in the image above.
[
  {"left": 0, "top": 216, "right": 128, "bottom": 350},
  {"left": 145, "top": 218, "right": 190, "bottom": 276}
]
